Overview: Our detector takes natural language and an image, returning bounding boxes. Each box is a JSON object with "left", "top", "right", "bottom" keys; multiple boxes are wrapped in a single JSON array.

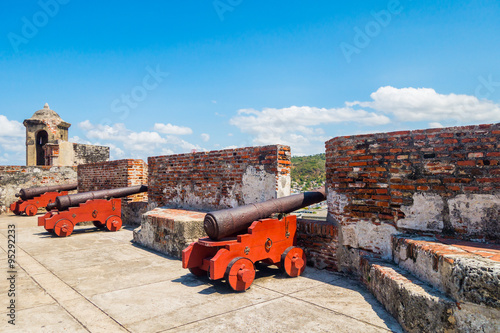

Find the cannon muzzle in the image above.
[
  {"left": 204, "top": 187, "right": 326, "bottom": 240},
  {"left": 16, "top": 183, "right": 78, "bottom": 201},
  {"left": 46, "top": 185, "right": 148, "bottom": 211}
]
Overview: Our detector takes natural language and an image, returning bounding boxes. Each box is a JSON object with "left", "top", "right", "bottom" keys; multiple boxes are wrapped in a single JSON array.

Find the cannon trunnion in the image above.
[
  {"left": 38, "top": 185, "right": 147, "bottom": 237},
  {"left": 10, "top": 183, "right": 78, "bottom": 216}
]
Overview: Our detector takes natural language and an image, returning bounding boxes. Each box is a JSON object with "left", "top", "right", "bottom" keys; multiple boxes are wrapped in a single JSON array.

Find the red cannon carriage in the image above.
[
  {"left": 10, "top": 183, "right": 78, "bottom": 216},
  {"left": 182, "top": 187, "right": 326, "bottom": 291},
  {"left": 38, "top": 185, "right": 147, "bottom": 237}
]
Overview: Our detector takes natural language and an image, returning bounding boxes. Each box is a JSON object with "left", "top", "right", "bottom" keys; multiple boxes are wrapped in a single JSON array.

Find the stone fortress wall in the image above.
[{"left": 325, "top": 123, "right": 499, "bottom": 271}]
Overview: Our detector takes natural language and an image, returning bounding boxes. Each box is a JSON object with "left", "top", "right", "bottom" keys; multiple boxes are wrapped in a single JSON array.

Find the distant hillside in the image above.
[{"left": 291, "top": 153, "right": 326, "bottom": 190}]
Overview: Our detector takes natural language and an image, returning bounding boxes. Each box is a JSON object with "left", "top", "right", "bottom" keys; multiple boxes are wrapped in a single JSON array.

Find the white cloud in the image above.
[
  {"left": 78, "top": 120, "right": 94, "bottom": 131},
  {"left": 164, "top": 135, "right": 203, "bottom": 152},
  {"left": 229, "top": 105, "right": 389, "bottom": 155},
  {"left": 428, "top": 122, "right": 444, "bottom": 128},
  {"left": 161, "top": 148, "right": 174, "bottom": 155},
  {"left": 0, "top": 115, "right": 25, "bottom": 164},
  {"left": 201, "top": 133, "right": 210, "bottom": 142},
  {"left": 348, "top": 86, "right": 500, "bottom": 123},
  {"left": 0, "top": 115, "right": 24, "bottom": 137},
  {"left": 128, "top": 131, "right": 167, "bottom": 151},
  {"left": 154, "top": 123, "right": 192, "bottom": 135},
  {"left": 69, "top": 136, "right": 93, "bottom": 145},
  {"left": 77, "top": 120, "right": 204, "bottom": 160},
  {"left": 229, "top": 86, "right": 500, "bottom": 155}
]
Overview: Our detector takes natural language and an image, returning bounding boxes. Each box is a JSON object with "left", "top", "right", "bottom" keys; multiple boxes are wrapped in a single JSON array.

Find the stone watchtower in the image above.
[{"left": 23, "top": 103, "right": 71, "bottom": 166}]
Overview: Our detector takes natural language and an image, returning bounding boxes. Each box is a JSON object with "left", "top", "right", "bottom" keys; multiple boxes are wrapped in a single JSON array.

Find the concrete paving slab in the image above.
[
  {"left": 100, "top": 226, "right": 138, "bottom": 242},
  {"left": 30, "top": 272, "right": 84, "bottom": 302},
  {"left": 252, "top": 263, "right": 341, "bottom": 294},
  {"left": 91, "top": 275, "right": 282, "bottom": 330},
  {"left": 33, "top": 243, "right": 149, "bottom": 273},
  {"left": 61, "top": 297, "right": 129, "bottom": 333},
  {"left": 290, "top": 277, "right": 403, "bottom": 332},
  {"left": 0, "top": 269, "right": 55, "bottom": 314},
  {"left": 12, "top": 248, "right": 49, "bottom": 275},
  {"left": 166, "top": 296, "right": 392, "bottom": 333},
  {"left": 0, "top": 215, "right": 40, "bottom": 230},
  {"left": 18, "top": 228, "right": 125, "bottom": 254},
  {"left": 0, "top": 304, "right": 88, "bottom": 333},
  {"left": 56, "top": 255, "right": 186, "bottom": 297}
]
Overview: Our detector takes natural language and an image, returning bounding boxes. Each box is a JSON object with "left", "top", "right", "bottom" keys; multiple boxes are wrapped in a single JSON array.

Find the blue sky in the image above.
[{"left": 1, "top": 0, "right": 499, "bottom": 164}]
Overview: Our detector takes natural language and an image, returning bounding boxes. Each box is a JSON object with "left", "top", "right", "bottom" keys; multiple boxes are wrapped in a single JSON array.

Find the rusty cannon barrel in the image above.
[
  {"left": 46, "top": 185, "right": 148, "bottom": 211},
  {"left": 15, "top": 183, "right": 78, "bottom": 201},
  {"left": 204, "top": 186, "right": 326, "bottom": 240}
]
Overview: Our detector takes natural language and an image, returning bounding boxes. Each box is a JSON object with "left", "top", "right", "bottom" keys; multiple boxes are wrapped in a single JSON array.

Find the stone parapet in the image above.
[{"left": 147, "top": 145, "right": 291, "bottom": 211}]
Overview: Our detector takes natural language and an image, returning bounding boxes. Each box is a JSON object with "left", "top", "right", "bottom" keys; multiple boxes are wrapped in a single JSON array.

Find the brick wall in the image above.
[
  {"left": 77, "top": 159, "right": 148, "bottom": 202},
  {"left": 297, "top": 219, "right": 338, "bottom": 271},
  {"left": 0, "top": 166, "right": 77, "bottom": 214},
  {"left": 148, "top": 145, "right": 291, "bottom": 211},
  {"left": 326, "top": 123, "right": 499, "bottom": 271}
]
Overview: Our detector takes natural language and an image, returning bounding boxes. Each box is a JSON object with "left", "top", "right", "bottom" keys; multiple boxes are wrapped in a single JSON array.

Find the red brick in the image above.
[
  {"left": 390, "top": 185, "right": 415, "bottom": 190},
  {"left": 457, "top": 160, "right": 475, "bottom": 166},
  {"left": 468, "top": 152, "right": 484, "bottom": 158}
]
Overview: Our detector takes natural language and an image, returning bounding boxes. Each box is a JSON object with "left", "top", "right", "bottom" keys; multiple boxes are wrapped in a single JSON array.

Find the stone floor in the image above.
[{"left": 0, "top": 214, "right": 402, "bottom": 333}]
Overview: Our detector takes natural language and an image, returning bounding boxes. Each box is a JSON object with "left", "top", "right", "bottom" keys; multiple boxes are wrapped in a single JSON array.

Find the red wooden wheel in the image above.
[
  {"left": 54, "top": 219, "right": 74, "bottom": 237},
  {"left": 225, "top": 257, "right": 255, "bottom": 292},
  {"left": 25, "top": 204, "right": 38, "bottom": 216},
  {"left": 105, "top": 215, "right": 122, "bottom": 232},
  {"left": 189, "top": 267, "right": 207, "bottom": 277},
  {"left": 281, "top": 246, "right": 306, "bottom": 277},
  {"left": 93, "top": 221, "right": 106, "bottom": 229}
]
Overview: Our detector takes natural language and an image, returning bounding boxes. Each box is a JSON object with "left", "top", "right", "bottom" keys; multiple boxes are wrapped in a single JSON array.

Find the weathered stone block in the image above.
[
  {"left": 133, "top": 208, "right": 206, "bottom": 258},
  {"left": 360, "top": 258, "right": 457, "bottom": 333},
  {"left": 392, "top": 235, "right": 500, "bottom": 308}
]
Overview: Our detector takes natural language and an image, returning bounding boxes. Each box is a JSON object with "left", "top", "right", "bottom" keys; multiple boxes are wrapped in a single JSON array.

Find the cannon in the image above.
[
  {"left": 10, "top": 183, "right": 78, "bottom": 216},
  {"left": 182, "top": 187, "right": 326, "bottom": 291},
  {"left": 38, "top": 185, "right": 147, "bottom": 237}
]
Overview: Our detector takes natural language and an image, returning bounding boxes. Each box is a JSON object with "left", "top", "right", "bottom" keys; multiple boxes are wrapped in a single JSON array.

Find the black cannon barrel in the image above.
[
  {"left": 47, "top": 185, "right": 148, "bottom": 211},
  {"left": 204, "top": 186, "right": 326, "bottom": 240},
  {"left": 15, "top": 183, "right": 78, "bottom": 201}
]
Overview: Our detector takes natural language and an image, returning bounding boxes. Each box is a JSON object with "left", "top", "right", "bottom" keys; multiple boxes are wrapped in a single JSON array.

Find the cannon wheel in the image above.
[
  {"left": 24, "top": 204, "right": 38, "bottom": 216},
  {"left": 54, "top": 219, "right": 74, "bottom": 237},
  {"left": 93, "top": 221, "right": 106, "bottom": 229},
  {"left": 225, "top": 257, "right": 255, "bottom": 292},
  {"left": 105, "top": 215, "right": 122, "bottom": 232},
  {"left": 189, "top": 267, "right": 207, "bottom": 277},
  {"left": 281, "top": 246, "right": 306, "bottom": 277}
]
